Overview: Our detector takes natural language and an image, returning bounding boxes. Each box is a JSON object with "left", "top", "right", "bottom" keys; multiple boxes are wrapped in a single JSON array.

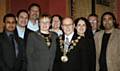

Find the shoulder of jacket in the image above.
[
  {"left": 51, "top": 31, "right": 58, "bottom": 37},
  {"left": 94, "top": 30, "right": 104, "bottom": 37}
]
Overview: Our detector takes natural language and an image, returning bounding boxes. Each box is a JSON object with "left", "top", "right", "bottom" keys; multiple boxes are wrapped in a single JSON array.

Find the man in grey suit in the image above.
[{"left": 27, "top": 14, "right": 58, "bottom": 71}]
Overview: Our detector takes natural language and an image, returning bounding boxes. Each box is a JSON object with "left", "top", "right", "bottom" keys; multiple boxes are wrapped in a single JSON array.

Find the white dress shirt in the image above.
[
  {"left": 27, "top": 20, "right": 39, "bottom": 32},
  {"left": 65, "top": 32, "right": 74, "bottom": 42},
  {"left": 16, "top": 25, "right": 25, "bottom": 39}
]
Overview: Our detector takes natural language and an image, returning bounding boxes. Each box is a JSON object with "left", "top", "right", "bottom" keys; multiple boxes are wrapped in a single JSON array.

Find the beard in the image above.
[
  {"left": 32, "top": 15, "right": 39, "bottom": 20},
  {"left": 104, "top": 22, "right": 113, "bottom": 30}
]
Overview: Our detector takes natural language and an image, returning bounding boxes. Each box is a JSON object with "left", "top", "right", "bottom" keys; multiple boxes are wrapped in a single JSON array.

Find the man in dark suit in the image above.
[
  {"left": 53, "top": 17, "right": 94, "bottom": 71},
  {"left": 15, "top": 9, "right": 33, "bottom": 47},
  {"left": 0, "top": 13, "right": 26, "bottom": 71},
  {"left": 15, "top": 9, "right": 33, "bottom": 71}
]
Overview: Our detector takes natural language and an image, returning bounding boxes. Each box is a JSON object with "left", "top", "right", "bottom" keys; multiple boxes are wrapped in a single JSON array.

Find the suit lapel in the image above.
[
  {"left": 69, "top": 33, "right": 77, "bottom": 47},
  {"left": 2, "top": 33, "right": 16, "bottom": 68}
]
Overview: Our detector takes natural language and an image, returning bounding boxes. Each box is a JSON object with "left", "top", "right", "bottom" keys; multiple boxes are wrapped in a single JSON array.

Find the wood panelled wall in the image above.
[
  {"left": 0, "top": 0, "right": 6, "bottom": 32},
  {"left": 72, "top": 0, "right": 117, "bottom": 21},
  {"left": 0, "top": 0, "right": 11, "bottom": 32}
]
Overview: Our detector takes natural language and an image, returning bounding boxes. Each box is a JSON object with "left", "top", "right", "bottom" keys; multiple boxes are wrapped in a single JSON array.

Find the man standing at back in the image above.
[
  {"left": 27, "top": 3, "right": 41, "bottom": 32},
  {"left": 88, "top": 14, "right": 100, "bottom": 35}
]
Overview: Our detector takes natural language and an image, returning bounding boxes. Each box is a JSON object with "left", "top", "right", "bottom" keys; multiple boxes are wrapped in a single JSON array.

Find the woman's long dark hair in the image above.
[{"left": 74, "top": 17, "right": 93, "bottom": 39}]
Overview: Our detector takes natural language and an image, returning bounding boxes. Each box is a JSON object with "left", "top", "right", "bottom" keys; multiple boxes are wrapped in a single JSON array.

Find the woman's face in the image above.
[
  {"left": 40, "top": 17, "right": 50, "bottom": 32},
  {"left": 76, "top": 20, "right": 86, "bottom": 34},
  {"left": 52, "top": 16, "right": 61, "bottom": 29}
]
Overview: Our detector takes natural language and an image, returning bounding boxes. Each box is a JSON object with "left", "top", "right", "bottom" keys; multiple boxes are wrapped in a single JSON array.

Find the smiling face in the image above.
[
  {"left": 103, "top": 14, "right": 114, "bottom": 30},
  {"left": 76, "top": 20, "right": 86, "bottom": 35},
  {"left": 88, "top": 16, "right": 98, "bottom": 30},
  {"left": 17, "top": 12, "right": 28, "bottom": 27},
  {"left": 52, "top": 16, "right": 61, "bottom": 29},
  {"left": 62, "top": 18, "right": 75, "bottom": 36},
  {"left": 4, "top": 17, "right": 16, "bottom": 32},
  {"left": 29, "top": 6, "right": 40, "bottom": 20},
  {"left": 40, "top": 17, "right": 51, "bottom": 32}
]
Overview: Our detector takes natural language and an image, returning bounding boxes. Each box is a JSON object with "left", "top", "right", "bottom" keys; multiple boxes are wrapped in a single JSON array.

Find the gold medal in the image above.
[
  {"left": 59, "top": 35, "right": 81, "bottom": 63},
  {"left": 61, "top": 55, "right": 68, "bottom": 62},
  {"left": 47, "top": 42, "right": 50, "bottom": 46}
]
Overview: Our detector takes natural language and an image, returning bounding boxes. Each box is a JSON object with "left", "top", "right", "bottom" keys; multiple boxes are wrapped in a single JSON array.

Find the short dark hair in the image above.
[
  {"left": 88, "top": 13, "right": 98, "bottom": 23},
  {"left": 100, "top": 12, "right": 118, "bottom": 29},
  {"left": 51, "top": 14, "right": 62, "bottom": 23},
  {"left": 28, "top": 3, "right": 41, "bottom": 12},
  {"left": 16, "top": 9, "right": 29, "bottom": 17},
  {"left": 3, "top": 13, "right": 16, "bottom": 23},
  {"left": 88, "top": 13, "right": 98, "bottom": 19},
  {"left": 50, "top": 14, "right": 63, "bottom": 29}
]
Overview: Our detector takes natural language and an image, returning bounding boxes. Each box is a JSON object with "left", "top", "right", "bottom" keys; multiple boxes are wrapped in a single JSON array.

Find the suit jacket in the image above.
[
  {"left": 53, "top": 33, "right": 95, "bottom": 71},
  {"left": 15, "top": 26, "right": 33, "bottom": 71},
  {"left": 0, "top": 32, "right": 25, "bottom": 71},
  {"left": 94, "top": 28, "right": 120, "bottom": 71},
  {"left": 27, "top": 31, "right": 58, "bottom": 71},
  {"left": 15, "top": 27, "right": 33, "bottom": 47}
]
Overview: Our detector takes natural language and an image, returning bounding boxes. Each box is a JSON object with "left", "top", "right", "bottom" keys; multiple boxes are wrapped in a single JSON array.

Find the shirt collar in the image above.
[
  {"left": 27, "top": 20, "right": 39, "bottom": 31},
  {"left": 6, "top": 31, "right": 14, "bottom": 37},
  {"left": 17, "top": 25, "right": 25, "bottom": 32},
  {"left": 65, "top": 32, "right": 74, "bottom": 42}
]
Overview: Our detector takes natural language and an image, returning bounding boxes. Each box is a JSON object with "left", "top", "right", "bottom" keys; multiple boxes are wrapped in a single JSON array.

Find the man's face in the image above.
[
  {"left": 40, "top": 17, "right": 50, "bottom": 32},
  {"left": 17, "top": 12, "right": 28, "bottom": 27},
  {"left": 103, "top": 14, "right": 114, "bottom": 30},
  {"left": 62, "top": 18, "right": 75, "bottom": 36},
  {"left": 88, "top": 16, "right": 98, "bottom": 30},
  {"left": 29, "top": 6, "right": 40, "bottom": 20},
  {"left": 4, "top": 17, "right": 16, "bottom": 32}
]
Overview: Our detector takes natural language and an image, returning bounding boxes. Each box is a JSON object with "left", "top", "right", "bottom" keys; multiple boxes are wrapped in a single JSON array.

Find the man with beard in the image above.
[
  {"left": 94, "top": 12, "right": 120, "bottom": 71},
  {"left": 27, "top": 3, "right": 41, "bottom": 32}
]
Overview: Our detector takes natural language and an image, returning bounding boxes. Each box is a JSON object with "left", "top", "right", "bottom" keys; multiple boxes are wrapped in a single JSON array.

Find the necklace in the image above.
[
  {"left": 38, "top": 32, "right": 51, "bottom": 47},
  {"left": 59, "top": 35, "right": 81, "bottom": 62}
]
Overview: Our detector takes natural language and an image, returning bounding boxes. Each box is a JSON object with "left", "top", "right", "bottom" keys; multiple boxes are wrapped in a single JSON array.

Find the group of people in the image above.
[{"left": 0, "top": 3, "right": 120, "bottom": 71}]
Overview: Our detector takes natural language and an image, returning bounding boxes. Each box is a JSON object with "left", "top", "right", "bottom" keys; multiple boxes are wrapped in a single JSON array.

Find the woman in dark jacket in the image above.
[{"left": 75, "top": 17, "right": 96, "bottom": 71}]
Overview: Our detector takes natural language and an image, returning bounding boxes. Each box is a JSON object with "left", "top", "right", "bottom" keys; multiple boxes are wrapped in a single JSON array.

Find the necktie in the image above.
[
  {"left": 9, "top": 34, "right": 15, "bottom": 50},
  {"left": 9, "top": 34, "right": 18, "bottom": 57},
  {"left": 65, "top": 37, "right": 69, "bottom": 46},
  {"left": 64, "top": 37, "right": 70, "bottom": 51}
]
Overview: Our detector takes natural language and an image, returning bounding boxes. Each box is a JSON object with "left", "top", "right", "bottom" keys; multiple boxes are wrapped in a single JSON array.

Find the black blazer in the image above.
[
  {"left": 0, "top": 32, "right": 26, "bottom": 71},
  {"left": 53, "top": 33, "right": 95, "bottom": 71},
  {"left": 15, "top": 27, "right": 33, "bottom": 47},
  {"left": 15, "top": 27, "right": 33, "bottom": 71}
]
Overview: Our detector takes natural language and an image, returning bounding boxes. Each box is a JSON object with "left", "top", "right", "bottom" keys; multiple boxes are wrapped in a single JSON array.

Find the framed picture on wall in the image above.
[{"left": 97, "top": 0, "right": 110, "bottom": 6}]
